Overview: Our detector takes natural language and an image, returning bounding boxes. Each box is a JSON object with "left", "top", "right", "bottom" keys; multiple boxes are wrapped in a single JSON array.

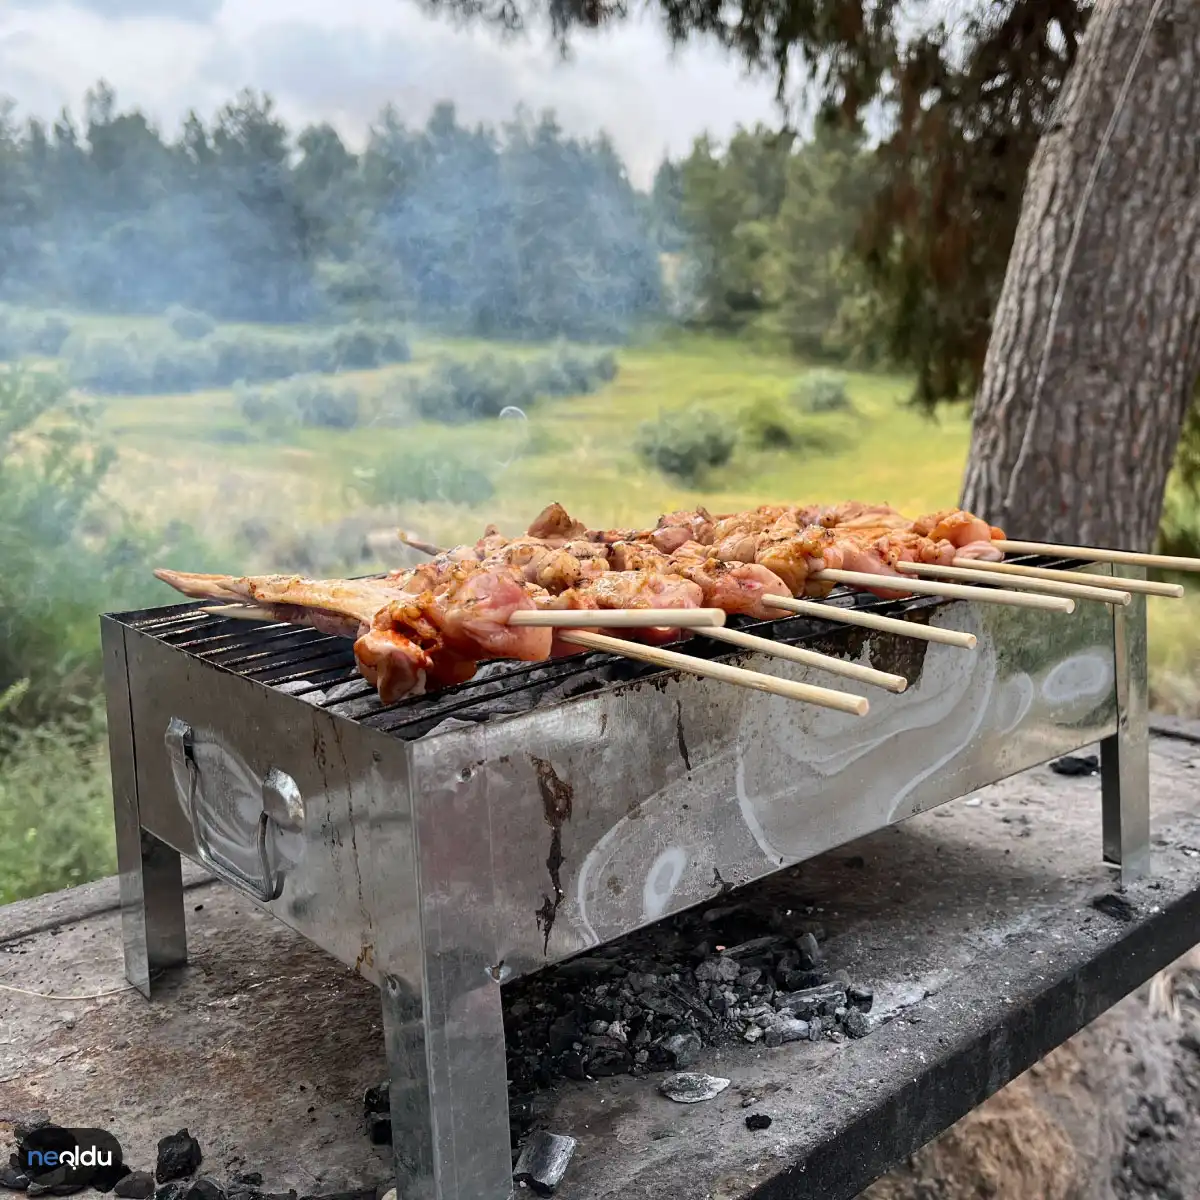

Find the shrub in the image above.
[
  {"left": 741, "top": 397, "right": 799, "bottom": 450},
  {"left": 165, "top": 305, "right": 216, "bottom": 340},
  {"left": 410, "top": 345, "right": 619, "bottom": 425},
  {"left": 635, "top": 407, "right": 737, "bottom": 483},
  {"left": 0, "top": 307, "right": 73, "bottom": 360},
  {"left": 791, "top": 369, "right": 852, "bottom": 413},
  {"left": 236, "top": 375, "right": 361, "bottom": 432},
  {"left": 65, "top": 321, "right": 411, "bottom": 395},
  {"left": 360, "top": 450, "right": 495, "bottom": 507}
]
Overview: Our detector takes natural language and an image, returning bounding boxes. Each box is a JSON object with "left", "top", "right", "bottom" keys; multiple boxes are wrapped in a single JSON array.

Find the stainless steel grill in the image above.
[{"left": 101, "top": 556, "right": 1150, "bottom": 1200}]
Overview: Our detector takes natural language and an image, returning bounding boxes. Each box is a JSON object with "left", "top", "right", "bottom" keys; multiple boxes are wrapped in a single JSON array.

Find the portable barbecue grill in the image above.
[{"left": 101, "top": 555, "right": 1149, "bottom": 1200}]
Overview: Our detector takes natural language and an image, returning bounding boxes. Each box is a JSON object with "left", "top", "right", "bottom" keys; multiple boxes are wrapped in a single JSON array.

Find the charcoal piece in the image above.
[
  {"left": 774, "top": 983, "right": 845, "bottom": 1018},
  {"left": 777, "top": 969, "right": 825, "bottom": 992},
  {"left": 155, "top": 1184, "right": 187, "bottom": 1200},
  {"left": 723, "top": 936, "right": 788, "bottom": 960},
  {"left": 1092, "top": 892, "right": 1136, "bottom": 922},
  {"left": 737, "top": 968, "right": 763, "bottom": 989},
  {"left": 93, "top": 1164, "right": 132, "bottom": 1195},
  {"left": 745, "top": 1114, "right": 773, "bottom": 1131},
  {"left": 183, "top": 1181, "right": 223, "bottom": 1200},
  {"left": 843, "top": 1009, "right": 871, "bottom": 1039},
  {"left": 742, "top": 1024, "right": 764, "bottom": 1043},
  {"left": 584, "top": 1036, "right": 632, "bottom": 1076},
  {"left": 513, "top": 1132, "right": 577, "bottom": 1196},
  {"left": 555, "top": 956, "right": 618, "bottom": 983},
  {"left": 230, "top": 1177, "right": 262, "bottom": 1189},
  {"left": 848, "top": 985, "right": 874, "bottom": 1012},
  {"left": 0, "top": 1166, "right": 30, "bottom": 1192},
  {"left": 366, "top": 1113, "right": 392, "bottom": 1145},
  {"left": 694, "top": 957, "right": 740, "bottom": 984},
  {"left": 763, "top": 1028, "right": 783, "bottom": 1048},
  {"left": 362, "top": 1082, "right": 389, "bottom": 1115},
  {"left": 660, "top": 1032, "right": 701, "bottom": 1068},
  {"left": 796, "top": 932, "right": 822, "bottom": 968},
  {"left": 115, "top": 1178, "right": 156, "bottom": 1200},
  {"left": 626, "top": 973, "right": 660, "bottom": 993},
  {"left": 764, "top": 1016, "right": 809, "bottom": 1043},
  {"left": 659, "top": 1073, "right": 731, "bottom": 1104},
  {"left": 547, "top": 1014, "right": 581, "bottom": 1054},
  {"left": 12, "top": 1117, "right": 51, "bottom": 1143},
  {"left": 155, "top": 1132, "right": 202, "bottom": 1184},
  {"left": 639, "top": 993, "right": 688, "bottom": 1020},
  {"left": 606, "top": 1020, "right": 629, "bottom": 1044},
  {"left": 1050, "top": 754, "right": 1099, "bottom": 777}
]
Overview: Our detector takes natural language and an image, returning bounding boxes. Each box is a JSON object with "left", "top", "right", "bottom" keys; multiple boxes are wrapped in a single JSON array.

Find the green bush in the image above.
[
  {"left": 791, "top": 369, "right": 852, "bottom": 413},
  {"left": 359, "top": 450, "right": 495, "bottom": 507},
  {"left": 0, "top": 307, "right": 73, "bottom": 360},
  {"left": 65, "top": 321, "right": 412, "bottom": 394},
  {"left": 0, "top": 698, "right": 116, "bottom": 905},
  {"left": 165, "top": 304, "right": 216, "bottom": 340},
  {"left": 410, "top": 344, "right": 619, "bottom": 425},
  {"left": 636, "top": 407, "right": 737, "bottom": 483},
  {"left": 741, "top": 397, "right": 799, "bottom": 449},
  {"left": 237, "top": 375, "right": 361, "bottom": 432}
]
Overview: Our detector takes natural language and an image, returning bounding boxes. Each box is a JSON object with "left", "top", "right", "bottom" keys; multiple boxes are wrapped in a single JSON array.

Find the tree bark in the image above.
[{"left": 961, "top": 0, "right": 1200, "bottom": 551}]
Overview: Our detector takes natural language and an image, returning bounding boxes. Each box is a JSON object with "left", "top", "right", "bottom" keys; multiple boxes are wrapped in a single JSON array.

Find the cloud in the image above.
[{"left": 6, "top": 0, "right": 224, "bottom": 22}]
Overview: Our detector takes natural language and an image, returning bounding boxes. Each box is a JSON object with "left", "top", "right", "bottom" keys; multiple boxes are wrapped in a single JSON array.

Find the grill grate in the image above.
[{"left": 117, "top": 555, "right": 1093, "bottom": 741}]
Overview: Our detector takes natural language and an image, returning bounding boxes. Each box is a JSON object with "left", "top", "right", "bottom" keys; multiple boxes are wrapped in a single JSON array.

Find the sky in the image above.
[{"left": 0, "top": 0, "right": 788, "bottom": 186}]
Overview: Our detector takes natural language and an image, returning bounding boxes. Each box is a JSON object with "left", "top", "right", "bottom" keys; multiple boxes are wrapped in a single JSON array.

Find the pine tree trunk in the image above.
[{"left": 960, "top": 0, "right": 1200, "bottom": 551}]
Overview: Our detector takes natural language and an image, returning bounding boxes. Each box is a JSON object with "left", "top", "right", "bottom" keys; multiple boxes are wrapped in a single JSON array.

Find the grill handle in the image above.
[{"left": 164, "top": 718, "right": 302, "bottom": 903}]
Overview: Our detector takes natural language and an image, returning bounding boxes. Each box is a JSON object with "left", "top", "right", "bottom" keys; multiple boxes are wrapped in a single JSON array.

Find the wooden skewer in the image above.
[
  {"left": 202, "top": 603, "right": 728, "bottom": 630},
  {"left": 893, "top": 561, "right": 1131, "bottom": 606},
  {"left": 813, "top": 568, "right": 1075, "bottom": 613},
  {"left": 510, "top": 608, "right": 727, "bottom": 629},
  {"left": 699, "top": 626, "right": 907, "bottom": 693},
  {"left": 760, "top": 595, "right": 977, "bottom": 649},
  {"left": 558, "top": 630, "right": 869, "bottom": 715},
  {"left": 202, "top": 604, "right": 278, "bottom": 621},
  {"left": 995, "top": 539, "right": 1200, "bottom": 573},
  {"left": 948, "top": 557, "right": 1184, "bottom": 598}
]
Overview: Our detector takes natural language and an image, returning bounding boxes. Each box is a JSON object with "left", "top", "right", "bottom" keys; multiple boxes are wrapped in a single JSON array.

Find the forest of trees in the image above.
[{"left": 0, "top": 83, "right": 877, "bottom": 357}]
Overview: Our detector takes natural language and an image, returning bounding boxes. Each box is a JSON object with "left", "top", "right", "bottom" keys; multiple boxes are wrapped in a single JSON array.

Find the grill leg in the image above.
[
  {"left": 1101, "top": 566, "right": 1150, "bottom": 883},
  {"left": 380, "top": 964, "right": 512, "bottom": 1200},
  {"left": 103, "top": 619, "right": 188, "bottom": 997}
]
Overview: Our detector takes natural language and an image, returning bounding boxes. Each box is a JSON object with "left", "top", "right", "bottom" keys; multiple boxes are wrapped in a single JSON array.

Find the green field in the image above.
[
  {"left": 90, "top": 326, "right": 1200, "bottom": 712},
  {"left": 97, "top": 330, "right": 970, "bottom": 550}
]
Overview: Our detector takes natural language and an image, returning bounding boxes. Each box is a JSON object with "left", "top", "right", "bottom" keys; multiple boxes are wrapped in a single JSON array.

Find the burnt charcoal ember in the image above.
[
  {"left": 513, "top": 1132, "right": 577, "bottom": 1196},
  {"left": 762, "top": 1015, "right": 810, "bottom": 1044},
  {"left": 584, "top": 1036, "right": 633, "bottom": 1076},
  {"left": 0, "top": 1166, "right": 30, "bottom": 1191},
  {"left": 1050, "top": 754, "right": 1099, "bottom": 777},
  {"left": 660, "top": 1032, "right": 701, "bottom": 1068},
  {"left": 660, "top": 1073, "right": 730, "bottom": 1104},
  {"left": 183, "top": 1181, "right": 224, "bottom": 1200},
  {"left": 115, "top": 1176, "right": 157, "bottom": 1200},
  {"left": 795, "top": 932, "right": 822, "bottom": 968},
  {"left": 229, "top": 1177, "right": 261, "bottom": 1189},
  {"left": 847, "top": 985, "right": 874, "bottom": 1012},
  {"left": 774, "top": 982, "right": 846, "bottom": 1018},
  {"left": 1093, "top": 892, "right": 1137, "bottom": 922},
  {"left": 155, "top": 1132, "right": 202, "bottom": 1184},
  {"left": 154, "top": 1184, "right": 188, "bottom": 1200},
  {"left": 362, "top": 1083, "right": 389, "bottom": 1116},
  {"left": 694, "top": 956, "right": 741, "bottom": 984},
  {"left": 843, "top": 1009, "right": 871, "bottom": 1038},
  {"left": 366, "top": 1113, "right": 392, "bottom": 1145},
  {"left": 11, "top": 1117, "right": 50, "bottom": 1143},
  {"left": 745, "top": 1114, "right": 773, "bottom": 1131}
]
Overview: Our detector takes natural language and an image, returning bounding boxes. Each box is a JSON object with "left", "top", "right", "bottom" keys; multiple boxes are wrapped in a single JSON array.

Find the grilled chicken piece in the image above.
[{"left": 154, "top": 565, "right": 552, "bottom": 703}]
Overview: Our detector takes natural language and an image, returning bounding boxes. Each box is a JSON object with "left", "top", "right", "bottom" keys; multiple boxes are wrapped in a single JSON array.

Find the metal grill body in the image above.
[{"left": 101, "top": 560, "right": 1150, "bottom": 1200}]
